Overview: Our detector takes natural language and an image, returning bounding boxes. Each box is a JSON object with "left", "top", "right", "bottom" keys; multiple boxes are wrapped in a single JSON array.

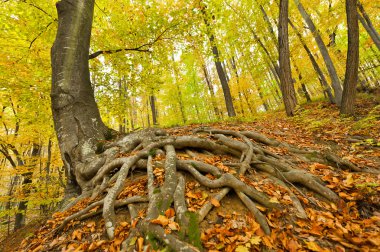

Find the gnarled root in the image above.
[{"left": 49, "top": 127, "right": 355, "bottom": 251}]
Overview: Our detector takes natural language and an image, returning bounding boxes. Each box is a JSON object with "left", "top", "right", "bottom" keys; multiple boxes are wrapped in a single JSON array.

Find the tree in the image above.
[
  {"left": 357, "top": 1, "right": 380, "bottom": 50},
  {"left": 51, "top": 0, "right": 109, "bottom": 196},
  {"left": 341, "top": 0, "right": 359, "bottom": 115},
  {"left": 294, "top": 0, "right": 343, "bottom": 105},
  {"left": 279, "top": 0, "right": 298, "bottom": 116},
  {"left": 200, "top": 2, "right": 236, "bottom": 117}
]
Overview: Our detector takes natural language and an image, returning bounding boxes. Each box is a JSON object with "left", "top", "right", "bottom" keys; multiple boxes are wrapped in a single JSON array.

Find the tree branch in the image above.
[{"left": 88, "top": 23, "right": 179, "bottom": 60}]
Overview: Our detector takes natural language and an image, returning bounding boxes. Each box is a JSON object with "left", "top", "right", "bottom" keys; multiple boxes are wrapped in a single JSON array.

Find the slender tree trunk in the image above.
[
  {"left": 294, "top": 0, "right": 343, "bottom": 105},
  {"left": 230, "top": 57, "right": 245, "bottom": 116},
  {"left": 341, "top": 0, "right": 359, "bottom": 115},
  {"left": 51, "top": 0, "right": 108, "bottom": 193},
  {"left": 15, "top": 144, "right": 40, "bottom": 229},
  {"left": 293, "top": 62, "right": 312, "bottom": 102},
  {"left": 202, "top": 65, "right": 221, "bottom": 119},
  {"left": 289, "top": 20, "right": 335, "bottom": 103},
  {"left": 279, "top": 0, "right": 297, "bottom": 116},
  {"left": 209, "top": 38, "right": 236, "bottom": 117},
  {"left": 200, "top": 3, "right": 236, "bottom": 117},
  {"left": 149, "top": 95, "right": 158, "bottom": 125},
  {"left": 357, "top": 1, "right": 380, "bottom": 50}
]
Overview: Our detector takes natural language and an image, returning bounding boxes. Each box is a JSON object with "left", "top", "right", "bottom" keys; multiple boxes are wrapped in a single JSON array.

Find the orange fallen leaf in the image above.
[
  {"left": 165, "top": 208, "right": 175, "bottom": 218},
  {"left": 210, "top": 198, "right": 220, "bottom": 207},
  {"left": 137, "top": 237, "right": 144, "bottom": 252},
  {"left": 151, "top": 215, "right": 169, "bottom": 226}
]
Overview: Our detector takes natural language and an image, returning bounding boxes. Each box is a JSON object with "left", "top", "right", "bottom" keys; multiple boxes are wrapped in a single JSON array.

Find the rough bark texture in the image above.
[
  {"left": 341, "top": 0, "right": 359, "bottom": 115},
  {"left": 294, "top": 0, "right": 343, "bottom": 105},
  {"left": 279, "top": 0, "right": 298, "bottom": 116},
  {"left": 51, "top": 0, "right": 109, "bottom": 194}
]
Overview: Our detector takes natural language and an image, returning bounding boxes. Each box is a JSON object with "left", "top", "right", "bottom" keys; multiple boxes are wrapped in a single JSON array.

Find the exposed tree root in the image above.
[{"left": 35, "top": 127, "right": 376, "bottom": 251}]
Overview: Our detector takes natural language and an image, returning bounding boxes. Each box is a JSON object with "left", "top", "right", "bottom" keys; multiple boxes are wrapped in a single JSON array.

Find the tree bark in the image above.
[
  {"left": 149, "top": 95, "right": 158, "bottom": 125},
  {"left": 341, "top": 0, "right": 359, "bottom": 115},
  {"left": 294, "top": 0, "right": 343, "bottom": 105},
  {"left": 357, "top": 1, "right": 380, "bottom": 50},
  {"left": 51, "top": 0, "right": 108, "bottom": 193},
  {"left": 202, "top": 65, "right": 221, "bottom": 119},
  {"left": 289, "top": 20, "right": 335, "bottom": 103},
  {"left": 200, "top": 3, "right": 236, "bottom": 117},
  {"left": 279, "top": 0, "right": 298, "bottom": 116}
]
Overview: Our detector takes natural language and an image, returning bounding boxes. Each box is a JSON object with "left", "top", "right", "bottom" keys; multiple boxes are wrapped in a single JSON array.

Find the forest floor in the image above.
[{"left": 1, "top": 95, "right": 380, "bottom": 252}]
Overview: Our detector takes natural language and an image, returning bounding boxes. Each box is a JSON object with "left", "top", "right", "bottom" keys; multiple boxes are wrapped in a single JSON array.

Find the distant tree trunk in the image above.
[
  {"left": 200, "top": 3, "right": 236, "bottom": 117},
  {"left": 289, "top": 20, "right": 335, "bottom": 103},
  {"left": 293, "top": 62, "right": 312, "bottom": 102},
  {"left": 341, "top": 0, "right": 359, "bottom": 115},
  {"left": 149, "top": 95, "right": 158, "bottom": 125},
  {"left": 202, "top": 65, "right": 221, "bottom": 119},
  {"left": 209, "top": 38, "right": 236, "bottom": 117},
  {"left": 51, "top": 0, "right": 109, "bottom": 194},
  {"left": 230, "top": 57, "right": 245, "bottom": 116},
  {"left": 279, "top": 0, "right": 297, "bottom": 116},
  {"left": 357, "top": 1, "right": 380, "bottom": 50},
  {"left": 294, "top": 0, "right": 343, "bottom": 105},
  {"left": 14, "top": 144, "right": 41, "bottom": 230}
]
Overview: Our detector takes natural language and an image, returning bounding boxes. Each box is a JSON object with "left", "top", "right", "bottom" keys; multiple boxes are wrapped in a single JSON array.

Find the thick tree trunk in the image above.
[
  {"left": 294, "top": 0, "right": 343, "bottom": 105},
  {"left": 51, "top": 0, "right": 108, "bottom": 193},
  {"left": 279, "top": 0, "right": 298, "bottom": 116},
  {"left": 341, "top": 0, "right": 359, "bottom": 115}
]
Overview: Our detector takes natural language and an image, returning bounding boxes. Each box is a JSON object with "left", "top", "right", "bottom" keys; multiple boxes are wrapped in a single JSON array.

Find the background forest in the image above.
[{"left": 0, "top": 0, "right": 379, "bottom": 244}]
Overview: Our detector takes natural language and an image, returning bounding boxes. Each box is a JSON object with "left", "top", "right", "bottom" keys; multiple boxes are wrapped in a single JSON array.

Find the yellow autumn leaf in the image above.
[
  {"left": 235, "top": 245, "right": 250, "bottom": 252},
  {"left": 305, "top": 241, "right": 322, "bottom": 251},
  {"left": 269, "top": 197, "right": 280, "bottom": 203},
  {"left": 250, "top": 236, "right": 262, "bottom": 245}
]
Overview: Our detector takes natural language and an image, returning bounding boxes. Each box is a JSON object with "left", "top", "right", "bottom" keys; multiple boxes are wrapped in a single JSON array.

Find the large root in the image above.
[{"left": 22, "top": 126, "right": 373, "bottom": 251}]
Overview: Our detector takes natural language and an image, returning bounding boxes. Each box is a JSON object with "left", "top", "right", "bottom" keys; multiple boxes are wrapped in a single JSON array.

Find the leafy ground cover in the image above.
[{"left": 2, "top": 97, "right": 379, "bottom": 252}]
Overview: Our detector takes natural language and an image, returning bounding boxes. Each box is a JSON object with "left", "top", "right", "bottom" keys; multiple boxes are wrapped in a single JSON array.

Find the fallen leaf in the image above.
[
  {"left": 249, "top": 236, "right": 262, "bottom": 245},
  {"left": 137, "top": 237, "right": 144, "bottom": 252},
  {"left": 168, "top": 221, "right": 179, "bottom": 231},
  {"left": 210, "top": 198, "right": 220, "bottom": 207},
  {"left": 151, "top": 215, "right": 169, "bottom": 226},
  {"left": 305, "top": 241, "right": 322, "bottom": 251},
  {"left": 165, "top": 208, "right": 175, "bottom": 218},
  {"left": 235, "top": 245, "right": 249, "bottom": 252}
]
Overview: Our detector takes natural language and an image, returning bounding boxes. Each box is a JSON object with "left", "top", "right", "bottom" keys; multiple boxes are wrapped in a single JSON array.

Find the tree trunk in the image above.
[
  {"left": 279, "top": 0, "right": 298, "bottom": 116},
  {"left": 200, "top": 3, "right": 236, "bottom": 117},
  {"left": 341, "top": 0, "right": 359, "bottom": 115},
  {"left": 149, "top": 95, "right": 158, "bottom": 125},
  {"left": 294, "top": 0, "right": 343, "bottom": 105},
  {"left": 357, "top": 1, "right": 380, "bottom": 50},
  {"left": 202, "top": 65, "right": 221, "bottom": 119},
  {"left": 289, "top": 20, "right": 335, "bottom": 103},
  {"left": 51, "top": 0, "right": 108, "bottom": 193},
  {"left": 293, "top": 62, "right": 312, "bottom": 102}
]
